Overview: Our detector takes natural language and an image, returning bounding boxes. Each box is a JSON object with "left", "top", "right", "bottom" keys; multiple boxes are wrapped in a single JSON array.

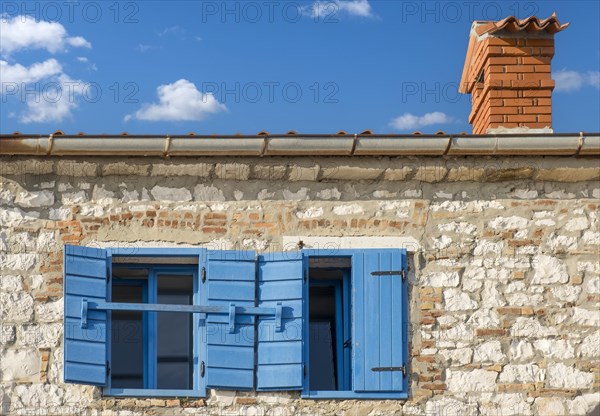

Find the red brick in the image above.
[
  {"left": 476, "top": 328, "right": 507, "bottom": 337},
  {"left": 202, "top": 227, "right": 226, "bottom": 234}
]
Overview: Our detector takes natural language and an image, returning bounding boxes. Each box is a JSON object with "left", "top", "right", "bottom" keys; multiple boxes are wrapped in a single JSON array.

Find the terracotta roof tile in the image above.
[{"left": 474, "top": 13, "right": 569, "bottom": 36}]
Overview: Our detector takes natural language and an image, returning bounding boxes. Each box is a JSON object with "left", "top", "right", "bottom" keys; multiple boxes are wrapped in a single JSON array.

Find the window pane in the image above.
[
  {"left": 309, "top": 285, "right": 337, "bottom": 390},
  {"left": 111, "top": 285, "right": 144, "bottom": 389},
  {"left": 309, "top": 321, "right": 336, "bottom": 390},
  {"left": 157, "top": 275, "right": 193, "bottom": 390}
]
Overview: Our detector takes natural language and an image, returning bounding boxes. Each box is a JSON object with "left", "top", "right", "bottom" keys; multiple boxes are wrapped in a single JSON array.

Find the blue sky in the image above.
[{"left": 1, "top": 0, "right": 599, "bottom": 134}]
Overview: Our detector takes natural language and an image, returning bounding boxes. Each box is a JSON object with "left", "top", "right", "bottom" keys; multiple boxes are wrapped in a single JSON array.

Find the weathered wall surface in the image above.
[{"left": 1, "top": 156, "right": 599, "bottom": 415}]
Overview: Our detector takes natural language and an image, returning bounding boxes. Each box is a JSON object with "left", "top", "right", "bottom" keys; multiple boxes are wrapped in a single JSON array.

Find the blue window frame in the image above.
[
  {"left": 105, "top": 265, "right": 200, "bottom": 397},
  {"left": 63, "top": 246, "right": 408, "bottom": 400}
]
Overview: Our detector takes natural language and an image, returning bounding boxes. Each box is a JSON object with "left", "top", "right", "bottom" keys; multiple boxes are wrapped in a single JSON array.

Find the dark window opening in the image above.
[{"left": 308, "top": 258, "right": 351, "bottom": 391}]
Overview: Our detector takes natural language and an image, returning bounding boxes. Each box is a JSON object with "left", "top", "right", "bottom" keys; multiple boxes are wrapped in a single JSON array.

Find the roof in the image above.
[
  {"left": 0, "top": 132, "right": 598, "bottom": 157},
  {"left": 459, "top": 13, "right": 569, "bottom": 93}
]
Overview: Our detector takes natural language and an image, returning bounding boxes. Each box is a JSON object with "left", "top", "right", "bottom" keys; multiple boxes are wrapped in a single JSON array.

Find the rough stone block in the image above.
[
  {"left": 253, "top": 165, "right": 287, "bottom": 180},
  {"left": 102, "top": 162, "right": 149, "bottom": 176},
  {"left": 535, "top": 167, "right": 600, "bottom": 182},
  {"left": 446, "top": 369, "right": 497, "bottom": 392},
  {"left": 215, "top": 163, "right": 250, "bottom": 181},
  {"left": 532, "top": 255, "right": 568, "bottom": 284},
  {"left": 446, "top": 166, "right": 485, "bottom": 182},
  {"left": 414, "top": 166, "right": 448, "bottom": 183},
  {"left": 61, "top": 191, "right": 87, "bottom": 205},
  {"left": 547, "top": 363, "right": 594, "bottom": 389},
  {"left": 499, "top": 364, "right": 545, "bottom": 383},
  {"left": 55, "top": 161, "right": 98, "bottom": 177},
  {"left": 150, "top": 186, "right": 192, "bottom": 202},
  {"left": 288, "top": 165, "right": 319, "bottom": 182},
  {"left": 383, "top": 167, "right": 414, "bottom": 181},
  {"left": 0, "top": 349, "right": 40, "bottom": 382},
  {"left": 420, "top": 271, "right": 460, "bottom": 287},
  {"left": 151, "top": 163, "right": 212, "bottom": 177},
  {"left": 0, "top": 207, "right": 40, "bottom": 227},
  {"left": 321, "top": 166, "right": 383, "bottom": 181},
  {"left": 0, "top": 160, "right": 53, "bottom": 176},
  {"left": 194, "top": 184, "right": 225, "bottom": 201},
  {"left": 35, "top": 300, "right": 63, "bottom": 323},
  {"left": 0, "top": 325, "right": 16, "bottom": 345},
  {"left": 15, "top": 191, "right": 54, "bottom": 208}
]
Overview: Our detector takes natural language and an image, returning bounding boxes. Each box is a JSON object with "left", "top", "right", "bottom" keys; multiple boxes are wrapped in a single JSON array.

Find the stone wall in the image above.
[{"left": 1, "top": 156, "right": 599, "bottom": 415}]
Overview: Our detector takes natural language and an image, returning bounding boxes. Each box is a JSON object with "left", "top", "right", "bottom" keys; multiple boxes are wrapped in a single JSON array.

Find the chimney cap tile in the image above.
[
  {"left": 475, "top": 13, "right": 570, "bottom": 37},
  {"left": 460, "top": 14, "right": 569, "bottom": 94}
]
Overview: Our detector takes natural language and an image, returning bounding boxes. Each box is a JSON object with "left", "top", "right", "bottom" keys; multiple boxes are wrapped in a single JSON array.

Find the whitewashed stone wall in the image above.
[{"left": 1, "top": 156, "right": 599, "bottom": 415}]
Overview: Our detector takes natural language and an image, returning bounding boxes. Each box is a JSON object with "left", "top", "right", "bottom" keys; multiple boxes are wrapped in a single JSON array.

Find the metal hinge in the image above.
[
  {"left": 200, "top": 361, "right": 205, "bottom": 378},
  {"left": 201, "top": 267, "right": 206, "bottom": 283},
  {"left": 372, "top": 364, "right": 406, "bottom": 377},
  {"left": 303, "top": 364, "right": 307, "bottom": 378},
  {"left": 106, "top": 361, "right": 111, "bottom": 378},
  {"left": 371, "top": 270, "right": 407, "bottom": 281}
]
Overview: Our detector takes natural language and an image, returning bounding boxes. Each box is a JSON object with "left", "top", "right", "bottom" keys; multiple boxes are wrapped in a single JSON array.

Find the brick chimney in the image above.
[{"left": 459, "top": 13, "right": 569, "bottom": 134}]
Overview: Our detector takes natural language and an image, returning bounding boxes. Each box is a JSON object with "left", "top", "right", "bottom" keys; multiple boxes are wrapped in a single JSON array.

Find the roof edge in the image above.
[{"left": 0, "top": 133, "right": 598, "bottom": 157}]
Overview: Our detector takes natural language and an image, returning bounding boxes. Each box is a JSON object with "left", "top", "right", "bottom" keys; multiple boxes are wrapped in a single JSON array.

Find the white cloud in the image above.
[
  {"left": 0, "top": 14, "right": 91, "bottom": 56},
  {"left": 389, "top": 112, "right": 455, "bottom": 131},
  {"left": 125, "top": 79, "right": 227, "bottom": 122},
  {"left": 159, "top": 25, "right": 185, "bottom": 37},
  {"left": 0, "top": 16, "right": 91, "bottom": 123},
  {"left": 336, "top": 0, "right": 373, "bottom": 17},
  {"left": 554, "top": 70, "right": 600, "bottom": 92},
  {"left": 66, "top": 36, "right": 91, "bottom": 49},
  {"left": 137, "top": 44, "right": 160, "bottom": 53},
  {"left": 20, "top": 74, "right": 85, "bottom": 123},
  {"left": 0, "top": 59, "right": 62, "bottom": 84},
  {"left": 1, "top": 59, "right": 86, "bottom": 123},
  {"left": 310, "top": 0, "right": 374, "bottom": 19}
]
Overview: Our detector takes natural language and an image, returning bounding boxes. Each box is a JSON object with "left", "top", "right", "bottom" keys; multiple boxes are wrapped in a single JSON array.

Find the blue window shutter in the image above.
[
  {"left": 353, "top": 249, "right": 408, "bottom": 392},
  {"left": 256, "top": 252, "right": 305, "bottom": 391},
  {"left": 63, "top": 244, "right": 109, "bottom": 386},
  {"left": 205, "top": 250, "right": 256, "bottom": 390}
]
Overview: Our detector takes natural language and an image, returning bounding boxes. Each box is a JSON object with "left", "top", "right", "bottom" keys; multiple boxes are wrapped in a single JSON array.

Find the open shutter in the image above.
[
  {"left": 256, "top": 252, "right": 305, "bottom": 390},
  {"left": 353, "top": 249, "right": 408, "bottom": 392},
  {"left": 63, "top": 244, "right": 109, "bottom": 386},
  {"left": 205, "top": 250, "right": 256, "bottom": 390}
]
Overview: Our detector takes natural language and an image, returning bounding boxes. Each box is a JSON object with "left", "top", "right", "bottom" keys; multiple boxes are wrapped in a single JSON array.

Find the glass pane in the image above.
[
  {"left": 309, "top": 285, "right": 337, "bottom": 390},
  {"left": 157, "top": 275, "right": 193, "bottom": 390},
  {"left": 113, "top": 268, "right": 149, "bottom": 280},
  {"left": 111, "top": 285, "right": 144, "bottom": 389}
]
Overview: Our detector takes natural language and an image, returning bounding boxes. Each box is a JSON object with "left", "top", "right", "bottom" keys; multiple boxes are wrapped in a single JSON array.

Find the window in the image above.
[
  {"left": 64, "top": 246, "right": 408, "bottom": 399},
  {"left": 301, "top": 250, "right": 408, "bottom": 399},
  {"left": 307, "top": 257, "right": 351, "bottom": 392},
  {"left": 109, "top": 267, "right": 196, "bottom": 394}
]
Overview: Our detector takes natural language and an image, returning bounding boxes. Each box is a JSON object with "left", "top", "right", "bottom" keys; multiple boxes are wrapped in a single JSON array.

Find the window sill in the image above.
[
  {"left": 103, "top": 388, "right": 206, "bottom": 398},
  {"left": 302, "top": 391, "right": 409, "bottom": 400}
]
